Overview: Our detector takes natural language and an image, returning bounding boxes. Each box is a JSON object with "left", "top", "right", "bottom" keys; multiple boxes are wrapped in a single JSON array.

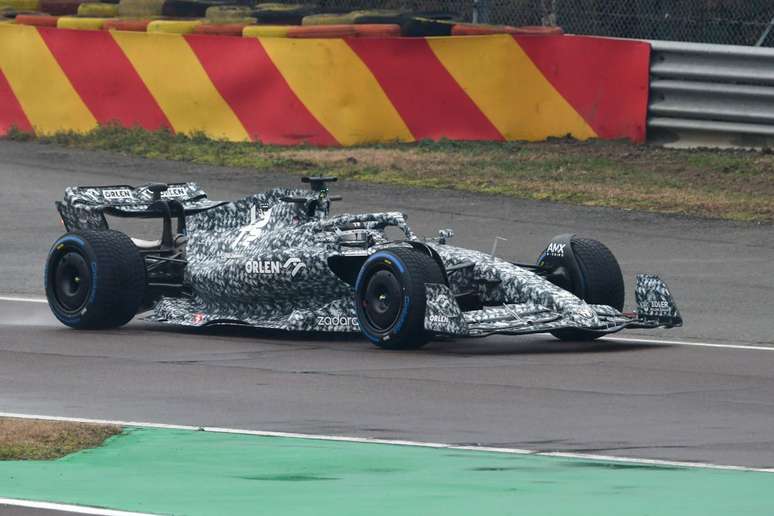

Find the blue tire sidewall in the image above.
[
  {"left": 355, "top": 251, "right": 411, "bottom": 343},
  {"left": 45, "top": 234, "right": 97, "bottom": 326}
]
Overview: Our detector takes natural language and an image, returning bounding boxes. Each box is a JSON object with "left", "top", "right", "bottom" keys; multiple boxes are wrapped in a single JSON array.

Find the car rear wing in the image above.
[
  {"left": 56, "top": 182, "right": 226, "bottom": 231},
  {"left": 64, "top": 183, "right": 207, "bottom": 206}
]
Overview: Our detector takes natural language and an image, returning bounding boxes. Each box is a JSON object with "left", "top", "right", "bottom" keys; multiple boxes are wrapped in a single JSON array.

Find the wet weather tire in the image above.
[
  {"left": 45, "top": 230, "right": 146, "bottom": 330},
  {"left": 355, "top": 247, "right": 444, "bottom": 350},
  {"left": 551, "top": 237, "right": 624, "bottom": 342}
]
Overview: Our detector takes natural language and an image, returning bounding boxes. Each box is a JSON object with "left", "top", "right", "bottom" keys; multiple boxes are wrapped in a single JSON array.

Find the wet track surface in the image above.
[{"left": 1, "top": 140, "right": 773, "bottom": 469}]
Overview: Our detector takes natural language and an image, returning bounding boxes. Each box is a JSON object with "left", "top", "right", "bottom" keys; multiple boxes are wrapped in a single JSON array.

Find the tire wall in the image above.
[{"left": 0, "top": 24, "right": 650, "bottom": 145}]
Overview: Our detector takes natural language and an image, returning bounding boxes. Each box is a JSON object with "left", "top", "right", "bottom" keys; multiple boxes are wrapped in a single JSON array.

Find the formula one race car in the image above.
[{"left": 45, "top": 177, "right": 682, "bottom": 349}]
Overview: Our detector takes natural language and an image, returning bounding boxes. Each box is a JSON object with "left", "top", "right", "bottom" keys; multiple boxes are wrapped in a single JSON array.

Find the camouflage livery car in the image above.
[{"left": 45, "top": 177, "right": 682, "bottom": 349}]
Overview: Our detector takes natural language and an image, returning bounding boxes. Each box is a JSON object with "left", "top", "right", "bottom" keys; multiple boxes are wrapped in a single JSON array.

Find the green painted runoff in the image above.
[{"left": 0, "top": 428, "right": 771, "bottom": 515}]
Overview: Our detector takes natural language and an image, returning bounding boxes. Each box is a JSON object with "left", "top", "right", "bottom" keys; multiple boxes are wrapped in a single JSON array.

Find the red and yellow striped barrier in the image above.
[{"left": 0, "top": 24, "right": 650, "bottom": 145}]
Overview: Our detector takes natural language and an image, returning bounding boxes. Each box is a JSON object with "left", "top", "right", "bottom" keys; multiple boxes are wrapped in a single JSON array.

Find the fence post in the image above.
[
  {"left": 541, "top": 0, "right": 557, "bottom": 26},
  {"left": 756, "top": 15, "right": 774, "bottom": 46},
  {"left": 472, "top": 0, "right": 490, "bottom": 24}
]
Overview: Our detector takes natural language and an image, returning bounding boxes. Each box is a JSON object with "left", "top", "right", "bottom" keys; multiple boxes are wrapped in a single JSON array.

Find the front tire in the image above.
[
  {"left": 355, "top": 247, "right": 443, "bottom": 350},
  {"left": 550, "top": 237, "right": 625, "bottom": 342},
  {"left": 45, "top": 230, "right": 146, "bottom": 329}
]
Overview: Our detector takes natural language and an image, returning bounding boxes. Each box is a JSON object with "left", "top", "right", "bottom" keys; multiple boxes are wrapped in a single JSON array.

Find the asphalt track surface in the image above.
[
  {"left": 0, "top": 507, "right": 72, "bottom": 516},
  {"left": 1, "top": 140, "right": 773, "bottom": 472},
  {"left": 0, "top": 508, "right": 68, "bottom": 516}
]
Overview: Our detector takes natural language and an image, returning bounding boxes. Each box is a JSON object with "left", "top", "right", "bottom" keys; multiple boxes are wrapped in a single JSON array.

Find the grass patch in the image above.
[
  {"left": 6, "top": 126, "right": 774, "bottom": 223},
  {"left": 0, "top": 417, "right": 121, "bottom": 460}
]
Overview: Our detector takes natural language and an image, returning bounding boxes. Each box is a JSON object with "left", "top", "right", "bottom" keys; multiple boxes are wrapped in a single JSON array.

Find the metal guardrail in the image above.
[{"left": 647, "top": 40, "right": 774, "bottom": 146}]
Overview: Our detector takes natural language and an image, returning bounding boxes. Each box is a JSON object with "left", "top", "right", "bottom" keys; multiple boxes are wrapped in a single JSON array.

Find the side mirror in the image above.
[{"left": 438, "top": 228, "right": 454, "bottom": 244}]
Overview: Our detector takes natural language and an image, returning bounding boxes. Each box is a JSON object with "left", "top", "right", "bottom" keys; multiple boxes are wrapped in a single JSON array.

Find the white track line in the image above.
[
  {"left": 603, "top": 336, "right": 774, "bottom": 352},
  {"left": 0, "top": 295, "right": 47, "bottom": 304},
  {"left": 0, "top": 498, "right": 154, "bottom": 516},
  {"left": 0, "top": 411, "right": 772, "bottom": 474}
]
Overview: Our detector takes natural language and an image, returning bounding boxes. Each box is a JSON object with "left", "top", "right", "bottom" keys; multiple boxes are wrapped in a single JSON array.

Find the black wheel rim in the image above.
[
  {"left": 53, "top": 250, "right": 91, "bottom": 313},
  {"left": 362, "top": 269, "right": 403, "bottom": 331}
]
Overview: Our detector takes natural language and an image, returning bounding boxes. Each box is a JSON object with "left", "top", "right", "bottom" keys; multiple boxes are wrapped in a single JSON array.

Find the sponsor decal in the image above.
[
  {"left": 429, "top": 314, "right": 450, "bottom": 324},
  {"left": 101, "top": 188, "right": 133, "bottom": 201},
  {"left": 245, "top": 261, "right": 282, "bottom": 275},
  {"left": 245, "top": 257, "right": 306, "bottom": 277},
  {"left": 642, "top": 300, "right": 672, "bottom": 315},
  {"left": 192, "top": 312, "right": 205, "bottom": 324},
  {"left": 316, "top": 316, "right": 359, "bottom": 329},
  {"left": 160, "top": 186, "right": 188, "bottom": 199},
  {"left": 283, "top": 257, "right": 307, "bottom": 277},
  {"left": 544, "top": 242, "right": 566, "bottom": 258}
]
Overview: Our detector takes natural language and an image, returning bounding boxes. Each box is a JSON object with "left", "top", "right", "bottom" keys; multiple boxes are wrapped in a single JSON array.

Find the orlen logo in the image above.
[
  {"left": 102, "top": 188, "right": 133, "bottom": 201},
  {"left": 245, "top": 257, "right": 306, "bottom": 278},
  {"left": 545, "top": 242, "right": 566, "bottom": 257},
  {"left": 161, "top": 186, "right": 188, "bottom": 199}
]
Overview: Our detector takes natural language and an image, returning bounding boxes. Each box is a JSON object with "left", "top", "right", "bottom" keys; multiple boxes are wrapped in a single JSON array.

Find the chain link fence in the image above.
[
  {"left": 544, "top": 0, "right": 774, "bottom": 47},
  {"left": 297, "top": 0, "right": 774, "bottom": 46}
]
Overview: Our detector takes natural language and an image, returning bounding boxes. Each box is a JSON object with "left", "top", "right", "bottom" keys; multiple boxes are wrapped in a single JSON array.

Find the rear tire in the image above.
[
  {"left": 551, "top": 237, "right": 624, "bottom": 342},
  {"left": 45, "top": 230, "right": 146, "bottom": 330},
  {"left": 355, "top": 247, "right": 443, "bottom": 350}
]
